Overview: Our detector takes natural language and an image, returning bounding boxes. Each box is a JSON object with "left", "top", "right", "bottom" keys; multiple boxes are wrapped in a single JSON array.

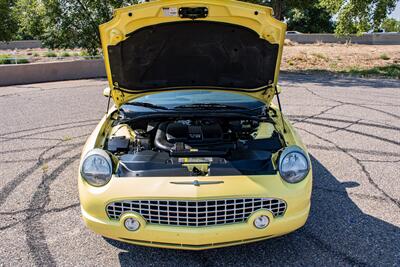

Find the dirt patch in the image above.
[{"left": 282, "top": 43, "right": 400, "bottom": 77}]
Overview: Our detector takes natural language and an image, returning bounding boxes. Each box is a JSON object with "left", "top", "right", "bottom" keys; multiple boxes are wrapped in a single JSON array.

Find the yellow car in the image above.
[{"left": 79, "top": 0, "right": 312, "bottom": 250}]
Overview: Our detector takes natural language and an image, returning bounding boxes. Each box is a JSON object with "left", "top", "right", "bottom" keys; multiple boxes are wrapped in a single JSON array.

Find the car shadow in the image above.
[{"left": 106, "top": 155, "right": 399, "bottom": 266}]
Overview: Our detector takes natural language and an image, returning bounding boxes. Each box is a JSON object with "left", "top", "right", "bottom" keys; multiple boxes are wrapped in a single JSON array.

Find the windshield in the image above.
[{"left": 123, "top": 90, "right": 265, "bottom": 110}]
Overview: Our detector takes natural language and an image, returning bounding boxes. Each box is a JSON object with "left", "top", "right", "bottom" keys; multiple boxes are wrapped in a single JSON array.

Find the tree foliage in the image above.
[
  {"left": 0, "top": 0, "right": 18, "bottom": 41},
  {"left": 244, "top": 0, "right": 317, "bottom": 21},
  {"left": 320, "top": 0, "right": 398, "bottom": 35},
  {"left": 248, "top": 0, "right": 397, "bottom": 35},
  {"left": 39, "top": 0, "right": 139, "bottom": 55},
  {"left": 12, "top": 0, "right": 138, "bottom": 54},
  {"left": 242, "top": 0, "right": 334, "bottom": 33},
  {"left": 381, "top": 18, "right": 400, "bottom": 32},
  {"left": 13, "top": 0, "right": 45, "bottom": 39},
  {"left": 286, "top": 3, "right": 334, "bottom": 33}
]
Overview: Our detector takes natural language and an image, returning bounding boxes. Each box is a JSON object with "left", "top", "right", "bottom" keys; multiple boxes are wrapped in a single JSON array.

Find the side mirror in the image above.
[{"left": 103, "top": 87, "right": 111, "bottom": 97}]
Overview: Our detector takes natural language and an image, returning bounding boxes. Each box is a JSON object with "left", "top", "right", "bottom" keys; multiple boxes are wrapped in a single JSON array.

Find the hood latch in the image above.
[{"left": 179, "top": 7, "right": 209, "bottom": 19}]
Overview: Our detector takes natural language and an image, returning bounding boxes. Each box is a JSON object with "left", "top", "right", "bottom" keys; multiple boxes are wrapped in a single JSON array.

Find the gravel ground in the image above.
[
  {"left": 0, "top": 73, "right": 399, "bottom": 266},
  {"left": 281, "top": 44, "right": 400, "bottom": 72}
]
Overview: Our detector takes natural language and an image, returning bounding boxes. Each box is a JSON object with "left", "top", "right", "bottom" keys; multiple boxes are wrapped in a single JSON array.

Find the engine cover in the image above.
[{"left": 166, "top": 121, "right": 223, "bottom": 143}]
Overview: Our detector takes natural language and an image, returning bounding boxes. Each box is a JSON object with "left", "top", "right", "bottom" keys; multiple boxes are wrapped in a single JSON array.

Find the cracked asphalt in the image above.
[{"left": 0, "top": 73, "right": 399, "bottom": 266}]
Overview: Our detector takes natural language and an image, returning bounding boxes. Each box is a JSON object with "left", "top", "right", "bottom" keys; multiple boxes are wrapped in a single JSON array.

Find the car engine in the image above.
[{"left": 105, "top": 116, "right": 283, "bottom": 176}]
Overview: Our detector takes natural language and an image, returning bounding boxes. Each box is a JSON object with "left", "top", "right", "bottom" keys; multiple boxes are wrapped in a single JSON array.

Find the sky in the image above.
[{"left": 389, "top": 2, "right": 400, "bottom": 19}]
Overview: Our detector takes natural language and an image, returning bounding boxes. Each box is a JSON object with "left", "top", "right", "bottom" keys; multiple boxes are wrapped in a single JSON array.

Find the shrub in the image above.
[
  {"left": 0, "top": 54, "right": 12, "bottom": 64},
  {"left": 79, "top": 50, "right": 102, "bottom": 60},
  {"left": 79, "top": 50, "right": 90, "bottom": 57},
  {"left": 312, "top": 53, "right": 328, "bottom": 60},
  {"left": 45, "top": 51, "right": 57, "bottom": 57},
  {"left": 16, "top": 58, "right": 29, "bottom": 64},
  {"left": 379, "top": 53, "right": 390, "bottom": 60},
  {"left": 61, "top": 52, "right": 71, "bottom": 57},
  {"left": 0, "top": 54, "right": 30, "bottom": 64},
  {"left": 343, "top": 64, "right": 400, "bottom": 79}
]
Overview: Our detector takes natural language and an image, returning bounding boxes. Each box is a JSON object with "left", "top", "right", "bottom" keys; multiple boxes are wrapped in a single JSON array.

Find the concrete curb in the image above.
[
  {"left": 286, "top": 33, "right": 400, "bottom": 45},
  {"left": 0, "top": 59, "right": 106, "bottom": 86},
  {"left": 0, "top": 40, "right": 42, "bottom": 50}
]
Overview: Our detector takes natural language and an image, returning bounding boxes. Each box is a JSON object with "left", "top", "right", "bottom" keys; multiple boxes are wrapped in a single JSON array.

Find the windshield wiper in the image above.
[
  {"left": 123, "top": 102, "right": 170, "bottom": 110},
  {"left": 173, "top": 103, "right": 251, "bottom": 110}
]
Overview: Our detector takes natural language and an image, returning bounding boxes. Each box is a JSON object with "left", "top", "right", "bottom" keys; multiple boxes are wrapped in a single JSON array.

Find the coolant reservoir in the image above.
[
  {"left": 109, "top": 124, "right": 135, "bottom": 140},
  {"left": 253, "top": 122, "right": 275, "bottom": 139}
]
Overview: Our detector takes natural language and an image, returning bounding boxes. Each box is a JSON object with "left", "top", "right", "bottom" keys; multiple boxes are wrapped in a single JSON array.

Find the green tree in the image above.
[
  {"left": 381, "top": 18, "right": 400, "bottom": 32},
  {"left": 13, "top": 0, "right": 45, "bottom": 39},
  {"left": 320, "top": 0, "right": 398, "bottom": 35},
  {"left": 0, "top": 0, "right": 18, "bottom": 41},
  {"left": 38, "top": 0, "right": 138, "bottom": 55},
  {"left": 286, "top": 4, "right": 334, "bottom": 33},
  {"left": 244, "top": 0, "right": 316, "bottom": 21},
  {"left": 243, "top": 0, "right": 334, "bottom": 33},
  {"left": 247, "top": 0, "right": 397, "bottom": 35}
]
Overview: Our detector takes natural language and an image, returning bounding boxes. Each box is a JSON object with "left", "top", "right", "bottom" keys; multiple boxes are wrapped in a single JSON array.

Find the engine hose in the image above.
[{"left": 154, "top": 122, "right": 174, "bottom": 151}]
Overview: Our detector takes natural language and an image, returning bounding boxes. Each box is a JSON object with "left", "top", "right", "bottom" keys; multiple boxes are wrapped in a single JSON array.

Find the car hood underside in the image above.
[
  {"left": 108, "top": 21, "right": 279, "bottom": 91},
  {"left": 100, "top": 0, "right": 286, "bottom": 106}
]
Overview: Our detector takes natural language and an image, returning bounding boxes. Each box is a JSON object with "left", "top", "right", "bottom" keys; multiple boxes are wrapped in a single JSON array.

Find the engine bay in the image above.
[{"left": 105, "top": 115, "right": 283, "bottom": 176}]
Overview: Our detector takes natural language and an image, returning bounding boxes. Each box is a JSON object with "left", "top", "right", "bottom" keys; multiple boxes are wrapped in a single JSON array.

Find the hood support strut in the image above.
[
  {"left": 274, "top": 86, "right": 286, "bottom": 133},
  {"left": 106, "top": 92, "right": 112, "bottom": 114}
]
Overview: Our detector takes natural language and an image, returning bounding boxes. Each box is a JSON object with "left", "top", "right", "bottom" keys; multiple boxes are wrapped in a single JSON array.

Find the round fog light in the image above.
[
  {"left": 254, "top": 215, "right": 269, "bottom": 229},
  {"left": 124, "top": 218, "right": 140, "bottom": 231}
]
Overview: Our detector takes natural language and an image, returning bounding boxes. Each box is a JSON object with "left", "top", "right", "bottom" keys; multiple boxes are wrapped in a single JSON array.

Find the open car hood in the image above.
[{"left": 100, "top": 0, "right": 286, "bottom": 107}]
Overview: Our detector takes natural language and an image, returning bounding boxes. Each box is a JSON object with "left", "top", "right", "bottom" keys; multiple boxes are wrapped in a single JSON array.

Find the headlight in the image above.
[
  {"left": 80, "top": 149, "right": 112, "bottom": 186},
  {"left": 278, "top": 146, "right": 310, "bottom": 183}
]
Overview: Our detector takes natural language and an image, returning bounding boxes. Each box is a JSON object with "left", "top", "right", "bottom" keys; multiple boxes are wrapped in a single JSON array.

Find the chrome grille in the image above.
[{"left": 106, "top": 198, "right": 286, "bottom": 226}]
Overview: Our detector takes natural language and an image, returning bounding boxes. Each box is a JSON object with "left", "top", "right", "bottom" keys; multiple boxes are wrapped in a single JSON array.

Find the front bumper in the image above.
[
  {"left": 82, "top": 201, "right": 309, "bottom": 250},
  {"left": 79, "top": 172, "right": 312, "bottom": 250}
]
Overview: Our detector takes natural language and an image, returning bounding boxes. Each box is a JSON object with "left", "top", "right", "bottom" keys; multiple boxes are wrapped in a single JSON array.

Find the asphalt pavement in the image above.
[{"left": 0, "top": 73, "right": 399, "bottom": 266}]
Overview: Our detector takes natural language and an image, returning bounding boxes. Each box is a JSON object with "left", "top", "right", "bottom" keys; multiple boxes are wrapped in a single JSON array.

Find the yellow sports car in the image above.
[{"left": 79, "top": 0, "right": 312, "bottom": 250}]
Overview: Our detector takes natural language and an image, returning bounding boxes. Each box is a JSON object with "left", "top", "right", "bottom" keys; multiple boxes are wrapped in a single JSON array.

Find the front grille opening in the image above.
[{"left": 106, "top": 198, "right": 286, "bottom": 226}]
